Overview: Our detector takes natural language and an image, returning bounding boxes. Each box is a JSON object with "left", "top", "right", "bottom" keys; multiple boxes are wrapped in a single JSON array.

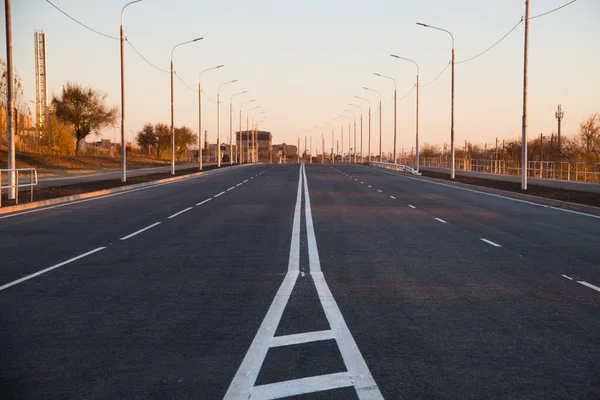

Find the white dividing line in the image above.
[
  {"left": 435, "top": 217, "right": 448, "bottom": 224},
  {"left": 408, "top": 204, "right": 416, "bottom": 209},
  {"left": 577, "top": 281, "right": 600, "bottom": 294},
  {"left": 224, "top": 164, "right": 303, "bottom": 400},
  {"left": 251, "top": 372, "right": 353, "bottom": 400},
  {"left": 377, "top": 189, "right": 382, "bottom": 193},
  {"left": 302, "top": 164, "right": 383, "bottom": 399},
  {"left": 270, "top": 330, "right": 335, "bottom": 348},
  {"left": 390, "top": 196, "right": 396, "bottom": 199},
  {"left": 236, "top": 183, "right": 243, "bottom": 187},
  {"left": 168, "top": 207, "right": 192, "bottom": 219},
  {"left": 561, "top": 274, "right": 573, "bottom": 280},
  {"left": 214, "top": 191, "right": 226, "bottom": 198},
  {"left": 0, "top": 247, "right": 106, "bottom": 291},
  {"left": 120, "top": 222, "right": 161, "bottom": 240},
  {"left": 361, "top": 182, "right": 364, "bottom": 184},
  {"left": 196, "top": 198, "right": 212, "bottom": 206},
  {"left": 243, "top": 179, "right": 249, "bottom": 183},
  {"left": 368, "top": 185, "right": 372, "bottom": 188},
  {"left": 227, "top": 186, "right": 236, "bottom": 191},
  {"left": 480, "top": 238, "right": 502, "bottom": 247}
]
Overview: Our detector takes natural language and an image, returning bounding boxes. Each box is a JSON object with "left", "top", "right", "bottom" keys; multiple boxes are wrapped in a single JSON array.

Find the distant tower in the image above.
[
  {"left": 555, "top": 104, "right": 564, "bottom": 152},
  {"left": 204, "top": 130, "right": 208, "bottom": 151},
  {"left": 34, "top": 31, "right": 48, "bottom": 127}
]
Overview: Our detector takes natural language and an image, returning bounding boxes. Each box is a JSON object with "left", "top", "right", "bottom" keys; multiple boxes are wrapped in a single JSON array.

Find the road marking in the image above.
[
  {"left": 354, "top": 178, "right": 358, "bottom": 181},
  {"left": 361, "top": 182, "right": 364, "bottom": 184},
  {"left": 251, "top": 372, "right": 353, "bottom": 400},
  {"left": 390, "top": 196, "right": 396, "bottom": 199},
  {"left": 302, "top": 164, "right": 383, "bottom": 398},
  {"left": 0, "top": 167, "right": 234, "bottom": 220},
  {"left": 408, "top": 204, "right": 416, "bottom": 209},
  {"left": 0, "top": 247, "right": 106, "bottom": 291},
  {"left": 214, "top": 191, "right": 226, "bottom": 198},
  {"left": 368, "top": 185, "right": 372, "bottom": 188},
  {"left": 577, "top": 281, "right": 600, "bottom": 293},
  {"left": 196, "top": 198, "right": 212, "bottom": 206},
  {"left": 372, "top": 167, "right": 600, "bottom": 220},
  {"left": 377, "top": 189, "right": 382, "bottom": 193},
  {"left": 168, "top": 207, "right": 192, "bottom": 219},
  {"left": 480, "top": 238, "right": 502, "bottom": 247},
  {"left": 120, "top": 222, "right": 161, "bottom": 240},
  {"left": 270, "top": 330, "right": 335, "bottom": 348},
  {"left": 243, "top": 179, "right": 249, "bottom": 183},
  {"left": 224, "top": 163, "right": 303, "bottom": 399},
  {"left": 236, "top": 183, "right": 243, "bottom": 187},
  {"left": 561, "top": 274, "right": 573, "bottom": 280},
  {"left": 435, "top": 217, "right": 448, "bottom": 224},
  {"left": 227, "top": 186, "right": 235, "bottom": 191}
]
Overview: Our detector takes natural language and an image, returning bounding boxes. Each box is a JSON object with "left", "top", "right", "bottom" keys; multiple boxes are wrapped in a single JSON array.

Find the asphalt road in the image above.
[{"left": 1, "top": 163, "right": 599, "bottom": 399}]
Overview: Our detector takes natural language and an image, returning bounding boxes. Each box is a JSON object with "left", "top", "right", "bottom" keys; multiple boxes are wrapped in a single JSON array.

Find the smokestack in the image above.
[{"left": 204, "top": 130, "right": 208, "bottom": 151}]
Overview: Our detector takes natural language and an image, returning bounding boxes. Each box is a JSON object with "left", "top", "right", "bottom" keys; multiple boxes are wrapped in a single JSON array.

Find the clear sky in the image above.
[{"left": 2, "top": 0, "right": 599, "bottom": 155}]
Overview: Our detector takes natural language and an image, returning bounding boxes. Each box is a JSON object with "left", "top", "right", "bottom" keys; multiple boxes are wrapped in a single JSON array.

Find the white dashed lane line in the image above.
[
  {"left": 196, "top": 198, "right": 212, "bottom": 206},
  {"left": 480, "top": 238, "right": 501, "bottom": 247},
  {"left": 227, "top": 186, "right": 235, "bottom": 191},
  {"left": 561, "top": 275, "right": 600, "bottom": 294},
  {"left": 377, "top": 190, "right": 382, "bottom": 193},
  {"left": 168, "top": 207, "right": 193, "bottom": 219},
  {"left": 390, "top": 196, "right": 396, "bottom": 199},
  {"left": 214, "top": 191, "right": 226, "bottom": 198},
  {"left": 434, "top": 218, "right": 448, "bottom": 224},
  {"left": 120, "top": 222, "right": 162, "bottom": 240},
  {"left": 408, "top": 205, "right": 416, "bottom": 209}
]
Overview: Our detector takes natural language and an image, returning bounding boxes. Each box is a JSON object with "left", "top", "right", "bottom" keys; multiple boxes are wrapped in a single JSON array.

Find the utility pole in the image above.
[
  {"left": 353, "top": 117, "right": 357, "bottom": 163},
  {"left": 297, "top": 137, "right": 300, "bottom": 163},
  {"left": 555, "top": 104, "right": 564, "bottom": 154},
  {"left": 341, "top": 125, "right": 344, "bottom": 163},
  {"left": 322, "top": 134, "right": 325, "bottom": 164},
  {"left": 310, "top": 136, "right": 313, "bottom": 163},
  {"left": 521, "top": 0, "right": 530, "bottom": 190},
  {"left": 5, "top": 0, "right": 16, "bottom": 200}
]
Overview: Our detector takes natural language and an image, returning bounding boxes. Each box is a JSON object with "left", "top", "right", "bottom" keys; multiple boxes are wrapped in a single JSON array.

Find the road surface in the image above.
[{"left": 1, "top": 163, "right": 599, "bottom": 399}]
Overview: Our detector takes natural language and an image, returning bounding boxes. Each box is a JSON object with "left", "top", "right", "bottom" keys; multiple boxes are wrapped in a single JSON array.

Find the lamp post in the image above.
[
  {"left": 324, "top": 122, "right": 335, "bottom": 163},
  {"left": 230, "top": 91, "right": 247, "bottom": 165},
  {"left": 355, "top": 96, "right": 371, "bottom": 163},
  {"left": 120, "top": 0, "right": 143, "bottom": 183},
  {"left": 198, "top": 64, "right": 224, "bottom": 170},
  {"left": 348, "top": 104, "right": 363, "bottom": 163},
  {"left": 217, "top": 79, "right": 238, "bottom": 167},
  {"left": 338, "top": 114, "right": 352, "bottom": 163},
  {"left": 342, "top": 109, "right": 356, "bottom": 163},
  {"left": 362, "top": 87, "right": 382, "bottom": 161},
  {"left": 417, "top": 22, "right": 455, "bottom": 178},
  {"left": 253, "top": 111, "right": 266, "bottom": 163},
  {"left": 391, "top": 54, "right": 420, "bottom": 171},
  {"left": 247, "top": 106, "right": 262, "bottom": 162},
  {"left": 239, "top": 99, "right": 255, "bottom": 164},
  {"left": 171, "top": 37, "right": 203, "bottom": 175},
  {"left": 374, "top": 73, "right": 397, "bottom": 163}
]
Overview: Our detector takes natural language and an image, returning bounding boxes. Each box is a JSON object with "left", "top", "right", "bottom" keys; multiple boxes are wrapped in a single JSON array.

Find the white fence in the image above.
[
  {"left": 397, "top": 157, "right": 600, "bottom": 184},
  {"left": 0, "top": 168, "right": 38, "bottom": 207}
]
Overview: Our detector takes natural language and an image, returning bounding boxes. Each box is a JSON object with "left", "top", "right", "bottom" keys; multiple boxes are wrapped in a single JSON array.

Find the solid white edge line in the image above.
[
  {"left": 196, "top": 198, "right": 212, "bottom": 206},
  {"left": 223, "top": 164, "right": 304, "bottom": 400},
  {"left": 435, "top": 218, "right": 448, "bottom": 224},
  {"left": 371, "top": 166, "right": 600, "bottom": 220},
  {"left": 561, "top": 274, "right": 573, "bottom": 280},
  {"left": 168, "top": 207, "right": 193, "bottom": 219},
  {"left": 214, "top": 191, "right": 226, "bottom": 198},
  {"left": 270, "top": 330, "right": 335, "bottom": 348},
  {"left": 408, "top": 204, "right": 416, "bottom": 209},
  {"left": 480, "top": 238, "right": 502, "bottom": 247},
  {"left": 577, "top": 281, "right": 600, "bottom": 293},
  {"left": 251, "top": 372, "right": 353, "bottom": 400},
  {"left": 120, "top": 222, "right": 161, "bottom": 240},
  {"left": 302, "top": 165, "right": 383, "bottom": 399},
  {"left": 0, "top": 247, "right": 106, "bottom": 291},
  {"left": 0, "top": 166, "right": 234, "bottom": 220}
]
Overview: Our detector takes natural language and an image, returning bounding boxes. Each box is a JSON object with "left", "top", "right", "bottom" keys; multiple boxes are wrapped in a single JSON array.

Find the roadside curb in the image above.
[
  {"left": 0, "top": 166, "right": 233, "bottom": 216},
  {"left": 370, "top": 166, "right": 600, "bottom": 216}
]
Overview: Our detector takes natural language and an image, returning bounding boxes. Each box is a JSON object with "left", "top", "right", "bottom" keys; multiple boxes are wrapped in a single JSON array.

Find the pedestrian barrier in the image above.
[{"left": 0, "top": 168, "right": 38, "bottom": 207}]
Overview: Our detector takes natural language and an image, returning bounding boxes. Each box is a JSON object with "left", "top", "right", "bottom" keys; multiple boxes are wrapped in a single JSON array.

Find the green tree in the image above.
[
  {"left": 51, "top": 82, "right": 117, "bottom": 155},
  {"left": 174, "top": 126, "right": 197, "bottom": 159},
  {"left": 135, "top": 123, "right": 173, "bottom": 159}
]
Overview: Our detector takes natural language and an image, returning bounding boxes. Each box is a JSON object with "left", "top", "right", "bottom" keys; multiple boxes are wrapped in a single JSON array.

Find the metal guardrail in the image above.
[
  {"left": 397, "top": 157, "right": 600, "bottom": 184},
  {"left": 370, "top": 161, "right": 422, "bottom": 176},
  {"left": 0, "top": 168, "right": 38, "bottom": 207}
]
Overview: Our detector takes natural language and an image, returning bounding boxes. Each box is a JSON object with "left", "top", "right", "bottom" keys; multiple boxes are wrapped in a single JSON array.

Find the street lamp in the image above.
[
  {"left": 198, "top": 64, "right": 224, "bottom": 170},
  {"left": 324, "top": 122, "right": 335, "bottom": 164},
  {"left": 417, "top": 22, "right": 455, "bottom": 178},
  {"left": 362, "top": 87, "right": 382, "bottom": 161},
  {"left": 391, "top": 54, "right": 420, "bottom": 171},
  {"left": 247, "top": 106, "right": 262, "bottom": 162},
  {"left": 120, "top": 0, "right": 143, "bottom": 182},
  {"left": 217, "top": 79, "right": 239, "bottom": 167},
  {"left": 171, "top": 37, "right": 203, "bottom": 175},
  {"left": 342, "top": 109, "right": 356, "bottom": 163},
  {"left": 355, "top": 96, "right": 371, "bottom": 163},
  {"left": 239, "top": 99, "right": 255, "bottom": 163},
  {"left": 230, "top": 90, "right": 247, "bottom": 165},
  {"left": 374, "top": 72, "right": 397, "bottom": 163},
  {"left": 338, "top": 114, "right": 351, "bottom": 163},
  {"left": 348, "top": 104, "right": 363, "bottom": 163}
]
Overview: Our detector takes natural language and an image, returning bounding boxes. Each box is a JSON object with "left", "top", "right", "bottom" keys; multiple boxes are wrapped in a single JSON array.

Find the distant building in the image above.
[{"left": 236, "top": 130, "right": 272, "bottom": 162}]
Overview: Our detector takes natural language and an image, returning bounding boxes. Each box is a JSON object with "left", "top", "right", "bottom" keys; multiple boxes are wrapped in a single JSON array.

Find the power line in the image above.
[
  {"left": 45, "top": 0, "right": 118, "bottom": 40},
  {"left": 420, "top": 63, "right": 450, "bottom": 87},
  {"left": 529, "top": 0, "right": 578, "bottom": 19},
  {"left": 175, "top": 72, "right": 198, "bottom": 92},
  {"left": 127, "top": 40, "right": 169, "bottom": 73},
  {"left": 398, "top": 85, "right": 416, "bottom": 101},
  {"left": 456, "top": 19, "right": 523, "bottom": 64}
]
